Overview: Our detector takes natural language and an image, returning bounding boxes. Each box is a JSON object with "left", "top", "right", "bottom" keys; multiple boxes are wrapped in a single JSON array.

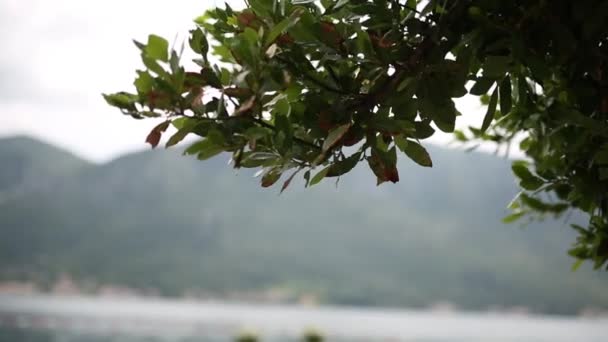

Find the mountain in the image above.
[
  {"left": 0, "top": 135, "right": 606, "bottom": 315},
  {"left": 0, "top": 136, "right": 90, "bottom": 200}
]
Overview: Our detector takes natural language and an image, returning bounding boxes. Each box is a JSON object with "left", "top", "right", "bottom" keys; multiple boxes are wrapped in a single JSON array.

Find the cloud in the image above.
[
  {"left": 0, "top": 0, "right": 244, "bottom": 161},
  {"left": 0, "top": 0, "right": 510, "bottom": 161}
]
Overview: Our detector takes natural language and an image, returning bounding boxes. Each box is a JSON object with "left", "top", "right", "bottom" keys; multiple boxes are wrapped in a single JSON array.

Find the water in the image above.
[{"left": 1, "top": 294, "right": 606, "bottom": 341}]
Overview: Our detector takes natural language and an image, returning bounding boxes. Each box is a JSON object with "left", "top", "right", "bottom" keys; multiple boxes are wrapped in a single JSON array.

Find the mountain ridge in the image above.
[{"left": 0, "top": 135, "right": 605, "bottom": 315}]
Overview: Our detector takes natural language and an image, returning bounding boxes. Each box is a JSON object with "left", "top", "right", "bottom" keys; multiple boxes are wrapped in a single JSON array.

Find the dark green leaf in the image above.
[
  {"left": 499, "top": 76, "right": 512, "bottom": 115},
  {"left": 419, "top": 98, "right": 457, "bottom": 133},
  {"left": 166, "top": 127, "right": 191, "bottom": 148},
  {"left": 413, "top": 120, "right": 435, "bottom": 139},
  {"left": 184, "top": 131, "right": 225, "bottom": 159},
  {"left": 201, "top": 67, "right": 223, "bottom": 88},
  {"left": 189, "top": 28, "right": 209, "bottom": 58},
  {"left": 322, "top": 124, "right": 351, "bottom": 152},
  {"left": 396, "top": 139, "right": 433, "bottom": 167},
  {"left": 309, "top": 166, "right": 330, "bottom": 186},
  {"left": 470, "top": 77, "right": 494, "bottom": 95},
  {"left": 481, "top": 87, "right": 498, "bottom": 132},
  {"left": 483, "top": 55, "right": 510, "bottom": 78},
  {"left": 512, "top": 162, "right": 541, "bottom": 183},
  {"left": 265, "top": 9, "right": 303, "bottom": 47},
  {"left": 520, "top": 177, "right": 544, "bottom": 191},
  {"left": 327, "top": 153, "right": 361, "bottom": 177}
]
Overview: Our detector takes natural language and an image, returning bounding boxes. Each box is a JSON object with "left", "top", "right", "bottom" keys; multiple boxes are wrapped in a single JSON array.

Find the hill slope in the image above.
[
  {"left": 0, "top": 136, "right": 90, "bottom": 199},
  {"left": 0, "top": 136, "right": 606, "bottom": 315}
]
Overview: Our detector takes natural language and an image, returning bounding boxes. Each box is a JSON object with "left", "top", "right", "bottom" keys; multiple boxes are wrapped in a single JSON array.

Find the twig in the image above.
[
  {"left": 276, "top": 56, "right": 350, "bottom": 95},
  {"left": 395, "top": 2, "right": 424, "bottom": 16},
  {"left": 177, "top": 112, "right": 322, "bottom": 151}
]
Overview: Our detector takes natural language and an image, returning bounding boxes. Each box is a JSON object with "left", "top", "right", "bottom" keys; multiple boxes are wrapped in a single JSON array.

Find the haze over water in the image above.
[{"left": 1, "top": 294, "right": 607, "bottom": 341}]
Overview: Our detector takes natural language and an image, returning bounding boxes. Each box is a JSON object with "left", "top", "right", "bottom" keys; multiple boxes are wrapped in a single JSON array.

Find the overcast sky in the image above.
[{"left": 0, "top": 0, "right": 487, "bottom": 162}]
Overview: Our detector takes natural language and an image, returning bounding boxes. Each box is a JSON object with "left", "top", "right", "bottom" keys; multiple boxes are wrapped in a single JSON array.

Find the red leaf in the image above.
[
  {"left": 280, "top": 169, "right": 301, "bottom": 194},
  {"left": 237, "top": 11, "right": 258, "bottom": 27},
  {"left": 145, "top": 121, "right": 171, "bottom": 149},
  {"left": 384, "top": 166, "right": 400, "bottom": 183},
  {"left": 261, "top": 170, "right": 282, "bottom": 188}
]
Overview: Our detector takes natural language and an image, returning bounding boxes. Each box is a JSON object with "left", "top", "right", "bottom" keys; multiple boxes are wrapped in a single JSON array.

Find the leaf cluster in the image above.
[{"left": 105, "top": 0, "right": 608, "bottom": 269}]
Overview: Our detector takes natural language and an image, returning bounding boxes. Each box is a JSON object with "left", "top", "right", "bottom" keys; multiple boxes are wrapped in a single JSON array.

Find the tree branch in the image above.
[{"left": 180, "top": 113, "right": 322, "bottom": 151}]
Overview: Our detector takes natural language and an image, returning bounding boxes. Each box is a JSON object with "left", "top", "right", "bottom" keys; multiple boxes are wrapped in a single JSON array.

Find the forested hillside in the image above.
[{"left": 0, "top": 136, "right": 606, "bottom": 315}]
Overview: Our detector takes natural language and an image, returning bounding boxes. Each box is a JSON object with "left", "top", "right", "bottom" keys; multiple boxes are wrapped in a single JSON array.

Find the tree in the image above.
[{"left": 104, "top": 0, "right": 608, "bottom": 269}]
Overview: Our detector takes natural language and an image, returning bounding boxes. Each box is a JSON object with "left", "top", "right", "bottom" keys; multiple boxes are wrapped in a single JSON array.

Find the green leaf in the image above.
[
  {"left": 189, "top": 28, "right": 209, "bottom": 58},
  {"left": 502, "top": 211, "right": 526, "bottom": 224},
  {"left": 356, "top": 29, "right": 375, "bottom": 58},
  {"left": 171, "top": 117, "right": 192, "bottom": 130},
  {"left": 413, "top": 120, "right": 435, "bottom": 139},
  {"left": 594, "top": 147, "right": 608, "bottom": 165},
  {"left": 243, "top": 27, "right": 260, "bottom": 47},
  {"left": 146, "top": 34, "right": 169, "bottom": 62},
  {"left": 309, "top": 166, "right": 331, "bottom": 186},
  {"left": 244, "top": 126, "right": 271, "bottom": 140},
  {"left": 184, "top": 138, "right": 223, "bottom": 160},
  {"left": 371, "top": 118, "right": 415, "bottom": 135},
  {"left": 499, "top": 76, "right": 512, "bottom": 115},
  {"left": 134, "top": 71, "right": 154, "bottom": 95},
  {"left": 166, "top": 127, "right": 191, "bottom": 148},
  {"left": 102, "top": 92, "right": 138, "bottom": 111},
  {"left": 264, "top": 10, "right": 303, "bottom": 47},
  {"left": 240, "top": 152, "right": 279, "bottom": 168},
  {"left": 201, "top": 67, "right": 223, "bottom": 88},
  {"left": 419, "top": 98, "right": 456, "bottom": 133},
  {"left": 517, "top": 75, "right": 529, "bottom": 105},
  {"left": 391, "top": 97, "right": 418, "bottom": 120},
  {"left": 165, "top": 118, "right": 198, "bottom": 147},
  {"left": 334, "top": 0, "right": 350, "bottom": 10},
  {"left": 453, "top": 130, "right": 468, "bottom": 142},
  {"left": 275, "top": 113, "right": 293, "bottom": 150},
  {"left": 322, "top": 124, "right": 351, "bottom": 152},
  {"left": 571, "top": 259, "right": 584, "bottom": 272},
  {"left": 483, "top": 55, "right": 510, "bottom": 78},
  {"left": 470, "top": 77, "right": 494, "bottom": 95},
  {"left": 397, "top": 77, "right": 417, "bottom": 93},
  {"left": 141, "top": 54, "right": 168, "bottom": 78},
  {"left": 519, "top": 177, "right": 544, "bottom": 191},
  {"left": 511, "top": 162, "right": 543, "bottom": 187},
  {"left": 481, "top": 87, "right": 498, "bottom": 132},
  {"left": 396, "top": 139, "right": 433, "bottom": 167},
  {"left": 193, "top": 12, "right": 212, "bottom": 26},
  {"left": 519, "top": 193, "right": 549, "bottom": 212},
  {"left": 303, "top": 170, "right": 311, "bottom": 187},
  {"left": 248, "top": 0, "right": 273, "bottom": 16},
  {"left": 327, "top": 153, "right": 361, "bottom": 177}
]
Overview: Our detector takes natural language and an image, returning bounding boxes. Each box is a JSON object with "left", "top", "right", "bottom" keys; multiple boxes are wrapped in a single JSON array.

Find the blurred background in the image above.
[{"left": 0, "top": 1, "right": 607, "bottom": 341}]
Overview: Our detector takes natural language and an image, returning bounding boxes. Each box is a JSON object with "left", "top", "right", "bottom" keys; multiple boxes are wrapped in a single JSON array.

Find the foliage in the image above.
[{"left": 104, "top": 0, "right": 608, "bottom": 269}]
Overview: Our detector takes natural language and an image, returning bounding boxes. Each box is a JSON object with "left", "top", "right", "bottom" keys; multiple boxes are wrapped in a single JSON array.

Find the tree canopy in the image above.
[{"left": 104, "top": 0, "right": 608, "bottom": 269}]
